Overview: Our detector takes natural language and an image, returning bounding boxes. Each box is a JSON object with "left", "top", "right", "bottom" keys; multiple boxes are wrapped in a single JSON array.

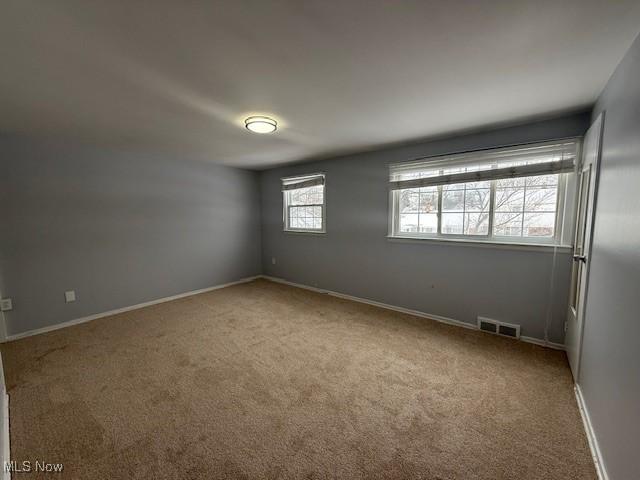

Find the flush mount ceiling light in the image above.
[{"left": 244, "top": 116, "right": 277, "bottom": 134}]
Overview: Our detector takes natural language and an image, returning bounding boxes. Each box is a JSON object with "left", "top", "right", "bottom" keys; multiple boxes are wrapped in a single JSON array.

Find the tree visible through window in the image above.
[
  {"left": 389, "top": 140, "right": 578, "bottom": 244},
  {"left": 494, "top": 175, "right": 558, "bottom": 237},
  {"left": 396, "top": 175, "right": 561, "bottom": 240}
]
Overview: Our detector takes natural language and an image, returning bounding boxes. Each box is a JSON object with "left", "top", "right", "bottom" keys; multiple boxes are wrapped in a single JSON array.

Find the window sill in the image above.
[
  {"left": 387, "top": 235, "right": 573, "bottom": 252},
  {"left": 283, "top": 229, "right": 326, "bottom": 235}
]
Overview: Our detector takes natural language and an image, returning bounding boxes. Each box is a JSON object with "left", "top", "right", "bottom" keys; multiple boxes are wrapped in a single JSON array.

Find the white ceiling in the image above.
[{"left": 1, "top": 1, "right": 639, "bottom": 169}]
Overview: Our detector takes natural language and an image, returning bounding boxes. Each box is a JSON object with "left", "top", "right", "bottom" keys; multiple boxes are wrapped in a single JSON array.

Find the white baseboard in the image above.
[
  {"left": 1, "top": 391, "right": 7, "bottom": 480},
  {"left": 263, "top": 274, "right": 469, "bottom": 326},
  {"left": 575, "top": 384, "right": 608, "bottom": 480},
  {"left": 5, "top": 273, "right": 566, "bottom": 353},
  {"left": 1, "top": 353, "right": 10, "bottom": 480},
  {"left": 261, "top": 275, "right": 563, "bottom": 349},
  {"left": 519, "top": 335, "right": 566, "bottom": 350},
  {"left": 4, "top": 275, "right": 262, "bottom": 342}
]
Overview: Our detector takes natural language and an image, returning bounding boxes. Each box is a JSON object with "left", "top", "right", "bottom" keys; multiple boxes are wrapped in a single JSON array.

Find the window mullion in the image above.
[
  {"left": 284, "top": 192, "right": 289, "bottom": 229},
  {"left": 521, "top": 181, "right": 527, "bottom": 237},
  {"left": 437, "top": 185, "right": 443, "bottom": 235},
  {"left": 488, "top": 180, "right": 496, "bottom": 240},
  {"left": 462, "top": 184, "right": 467, "bottom": 234},
  {"left": 393, "top": 191, "right": 399, "bottom": 236}
]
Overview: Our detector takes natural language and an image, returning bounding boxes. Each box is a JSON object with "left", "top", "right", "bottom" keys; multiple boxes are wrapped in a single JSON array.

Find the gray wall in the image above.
[
  {"left": 260, "top": 113, "right": 591, "bottom": 344},
  {"left": 579, "top": 33, "right": 640, "bottom": 480},
  {"left": 0, "top": 137, "right": 262, "bottom": 336}
]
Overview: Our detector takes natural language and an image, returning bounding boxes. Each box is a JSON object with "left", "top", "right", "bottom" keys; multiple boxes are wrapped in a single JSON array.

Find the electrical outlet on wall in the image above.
[
  {"left": 0, "top": 298, "right": 13, "bottom": 311},
  {"left": 65, "top": 290, "right": 76, "bottom": 303},
  {"left": 272, "top": 257, "right": 276, "bottom": 265}
]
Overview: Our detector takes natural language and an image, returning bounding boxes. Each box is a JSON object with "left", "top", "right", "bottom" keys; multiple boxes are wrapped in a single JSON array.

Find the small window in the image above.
[
  {"left": 389, "top": 140, "right": 579, "bottom": 245},
  {"left": 282, "top": 173, "right": 325, "bottom": 233}
]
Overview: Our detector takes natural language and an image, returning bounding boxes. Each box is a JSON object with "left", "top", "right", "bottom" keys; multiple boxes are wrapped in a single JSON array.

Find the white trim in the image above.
[
  {"left": 281, "top": 174, "right": 325, "bottom": 191},
  {"left": 0, "top": 353, "right": 10, "bottom": 480},
  {"left": 263, "top": 276, "right": 327, "bottom": 294},
  {"left": 389, "top": 158, "right": 575, "bottom": 190},
  {"left": 330, "top": 291, "right": 476, "bottom": 331},
  {"left": 283, "top": 229, "right": 326, "bottom": 235},
  {"left": 0, "top": 289, "right": 7, "bottom": 343},
  {"left": 0, "top": 310, "right": 6, "bottom": 344},
  {"left": 519, "top": 335, "right": 565, "bottom": 350},
  {"left": 575, "top": 384, "right": 608, "bottom": 480},
  {"left": 390, "top": 138, "right": 581, "bottom": 173},
  {"left": 388, "top": 137, "right": 580, "bottom": 249},
  {"left": 281, "top": 172, "right": 326, "bottom": 182},
  {"left": 573, "top": 112, "right": 604, "bottom": 382},
  {"left": 3, "top": 276, "right": 261, "bottom": 342},
  {"left": 1, "top": 392, "right": 7, "bottom": 480},
  {"left": 389, "top": 174, "right": 573, "bottom": 247},
  {"left": 282, "top": 173, "right": 326, "bottom": 234},
  {"left": 387, "top": 235, "right": 573, "bottom": 253},
  {"left": 261, "top": 275, "right": 564, "bottom": 349},
  {"left": 263, "top": 275, "right": 473, "bottom": 329}
]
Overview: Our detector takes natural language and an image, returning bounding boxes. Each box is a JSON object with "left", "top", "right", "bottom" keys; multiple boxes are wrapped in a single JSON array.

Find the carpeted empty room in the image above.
[
  {"left": 2, "top": 2, "right": 640, "bottom": 479},
  {"left": 1, "top": 280, "right": 595, "bottom": 479}
]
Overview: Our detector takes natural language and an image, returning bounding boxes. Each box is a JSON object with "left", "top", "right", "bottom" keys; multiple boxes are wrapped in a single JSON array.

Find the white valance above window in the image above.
[
  {"left": 282, "top": 174, "right": 325, "bottom": 191},
  {"left": 389, "top": 140, "right": 579, "bottom": 190}
]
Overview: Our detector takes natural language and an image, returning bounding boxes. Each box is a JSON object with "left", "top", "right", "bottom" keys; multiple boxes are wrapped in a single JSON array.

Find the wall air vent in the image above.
[
  {"left": 479, "top": 319, "right": 498, "bottom": 333},
  {"left": 477, "top": 316, "right": 520, "bottom": 339}
]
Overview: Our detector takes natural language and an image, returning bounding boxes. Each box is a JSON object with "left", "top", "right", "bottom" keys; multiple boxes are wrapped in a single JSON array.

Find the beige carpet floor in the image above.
[{"left": 1, "top": 279, "right": 596, "bottom": 479}]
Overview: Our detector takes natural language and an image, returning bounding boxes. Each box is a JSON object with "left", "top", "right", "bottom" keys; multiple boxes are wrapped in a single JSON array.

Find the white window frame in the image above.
[
  {"left": 388, "top": 139, "right": 580, "bottom": 247},
  {"left": 282, "top": 173, "right": 326, "bottom": 234}
]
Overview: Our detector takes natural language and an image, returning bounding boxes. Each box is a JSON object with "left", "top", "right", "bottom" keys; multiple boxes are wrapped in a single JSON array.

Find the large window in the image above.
[
  {"left": 283, "top": 173, "right": 325, "bottom": 233},
  {"left": 389, "top": 140, "right": 579, "bottom": 244}
]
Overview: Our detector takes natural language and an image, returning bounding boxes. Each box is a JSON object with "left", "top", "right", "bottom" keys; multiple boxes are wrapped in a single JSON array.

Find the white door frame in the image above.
[
  {"left": 566, "top": 112, "right": 604, "bottom": 381},
  {"left": 0, "top": 294, "right": 6, "bottom": 343}
]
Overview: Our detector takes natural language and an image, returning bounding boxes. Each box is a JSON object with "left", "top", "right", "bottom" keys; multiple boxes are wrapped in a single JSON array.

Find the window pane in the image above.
[
  {"left": 442, "top": 213, "right": 463, "bottom": 234},
  {"left": 464, "top": 213, "right": 489, "bottom": 235},
  {"left": 400, "top": 213, "right": 419, "bottom": 233},
  {"left": 442, "top": 187, "right": 464, "bottom": 211},
  {"left": 399, "top": 189, "right": 420, "bottom": 213},
  {"left": 419, "top": 190, "right": 438, "bottom": 213},
  {"left": 495, "top": 187, "right": 525, "bottom": 212},
  {"left": 419, "top": 213, "right": 438, "bottom": 233},
  {"left": 524, "top": 187, "right": 557, "bottom": 212},
  {"left": 493, "top": 213, "right": 523, "bottom": 236},
  {"left": 523, "top": 212, "right": 555, "bottom": 237},
  {"left": 289, "top": 185, "right": 323, "bottom": 206},
  {"left": 494, "top": 173, "right": 559, "bottom": 238},
  {"left": 288, "top": 205, "right": 322, "bottom": 230},
  {"left": 464, "top": 187, "right": 490, "bottom": 212},
  {"left": 398, "top": 187, "right": 438, "bottom": 234}
]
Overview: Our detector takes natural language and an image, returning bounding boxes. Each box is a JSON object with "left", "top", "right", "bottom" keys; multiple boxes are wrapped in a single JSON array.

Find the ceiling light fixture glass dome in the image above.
[{"left": 244, "top": 116, "right": 277, "bottom": 134}]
